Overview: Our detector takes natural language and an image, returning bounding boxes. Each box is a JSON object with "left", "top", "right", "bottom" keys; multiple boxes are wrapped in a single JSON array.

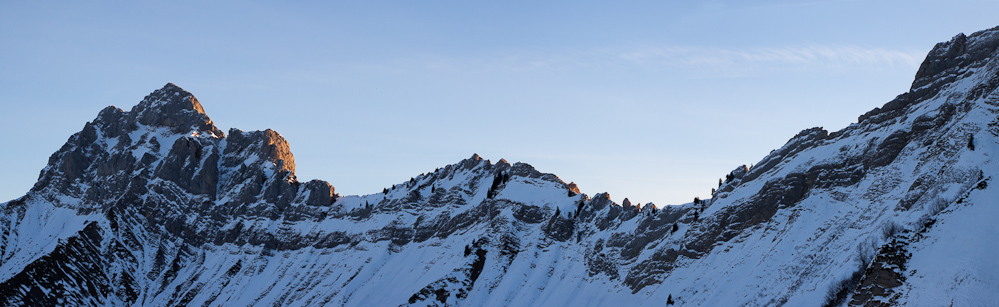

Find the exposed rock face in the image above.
[
  {"left": 913, "top": 27, "right": 999, "bottom": 89},
  {"left": 129, "top": 83, "right": 223, "bottom": 136},
  {"left": 225, "top": 128, "right": 295, "bottom": 174},
  {"left": 4, "top": 26, "right": 999, "bottom": 306},
  {"left": 303, "top": 180, "right": 335, "bottom": 207}
]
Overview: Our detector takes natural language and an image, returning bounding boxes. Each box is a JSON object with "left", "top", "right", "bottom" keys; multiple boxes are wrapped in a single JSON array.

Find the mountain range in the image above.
[{"left": 3, "top": 26, "right": 999, "bottom": 306}]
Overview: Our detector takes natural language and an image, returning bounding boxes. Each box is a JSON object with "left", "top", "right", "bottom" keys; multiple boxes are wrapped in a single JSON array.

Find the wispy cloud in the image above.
[
  {"left": 618, "top": 45, "right": 925, "bottom": 76},
  {"left": 318, "top": 44, "right": 926, "bottom": 79}
]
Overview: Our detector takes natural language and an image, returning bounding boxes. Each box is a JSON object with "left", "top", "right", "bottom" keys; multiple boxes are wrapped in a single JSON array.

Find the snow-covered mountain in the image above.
[{"left": 4, "top": 26, "right": 999, "bottom": 306}]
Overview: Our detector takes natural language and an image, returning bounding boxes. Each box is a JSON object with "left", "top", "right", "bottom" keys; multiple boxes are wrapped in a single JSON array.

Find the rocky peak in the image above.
[
  {"left": 912, "top": 26, "right": 999, "bottom": 89},
  {"left": 912, "top": 33, "right": 968, "bottom": 89},
  {"left": 225, "top": 128, "right": 296, "bottom": 174},
  {"left": 459, "top": 153, "right": 485, "bottom": 170},
  {"left": 566, "top": 182, "right": 581, "bottom": 194},
  {"left": 127, "top": 83, "right": 223, "bottom": 136},
  {"left": 858, "top": 27, "right": 999, "bottom": 127}
]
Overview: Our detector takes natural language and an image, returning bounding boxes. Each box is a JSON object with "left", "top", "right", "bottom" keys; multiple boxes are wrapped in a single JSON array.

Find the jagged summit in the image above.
[
  {"left": 141, "top": 83, "right": 206, "bottom": 113},
  {"left": 126, "top": 82, "right": 222, "bottom": 136},
  {"left": 30, "top": 84, "right": 306, "bottom": 216}
]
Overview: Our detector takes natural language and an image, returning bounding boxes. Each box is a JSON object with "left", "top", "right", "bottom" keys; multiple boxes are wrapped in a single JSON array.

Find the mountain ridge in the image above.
[{"left": 2, "top": 25, "right": 999, "bottom": 306}]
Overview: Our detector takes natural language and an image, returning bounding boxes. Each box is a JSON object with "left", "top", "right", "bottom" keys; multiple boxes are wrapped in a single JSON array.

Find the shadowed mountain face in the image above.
[{"left": 3, "top": 26, "right": 999, "bottom": 306}]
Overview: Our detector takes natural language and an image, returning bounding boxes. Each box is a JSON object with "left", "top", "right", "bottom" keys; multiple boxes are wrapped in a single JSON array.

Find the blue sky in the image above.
[{"left": 2, "top": 0, "right": 997, "bottom": 206}]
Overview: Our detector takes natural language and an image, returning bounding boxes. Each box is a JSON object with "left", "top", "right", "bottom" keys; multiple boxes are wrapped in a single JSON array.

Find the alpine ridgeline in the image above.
[{"left": 4, "top": 27, "right": 999, "bottom": 306}]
